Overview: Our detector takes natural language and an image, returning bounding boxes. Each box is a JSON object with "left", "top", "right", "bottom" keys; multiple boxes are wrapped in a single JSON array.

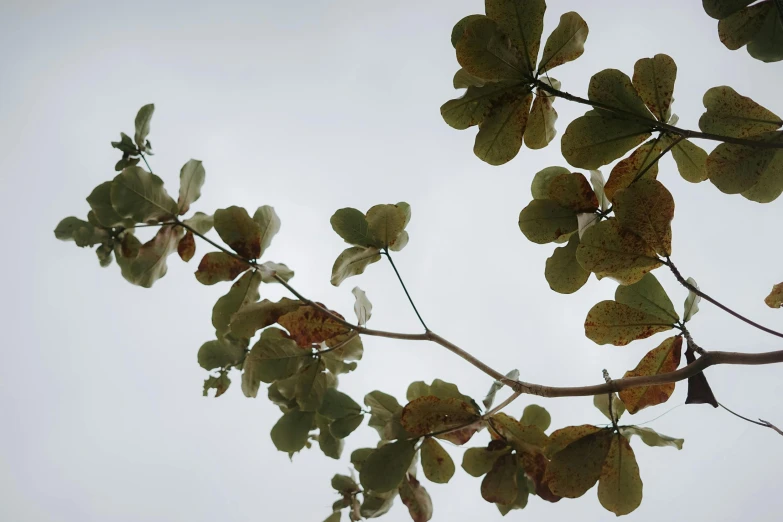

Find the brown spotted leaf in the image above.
[
  {"left": 699, "top": 86, "right": 782, "bottom": 138},
  {"left": 614, "top": 179, "right": 675, "bottom": 257},
  {"left": 473, "top": 88, "right": 534, "bottom": 165},
  {"left": 765, "top": 282, "right": 783, "bottom": 308},
  {"left": 213, "top": 206, "right": 262, "bottom": 259},
  {"left": 548, "top": 171, "right": 599, "bottom": 213},
  {"left": 619, "top": 336, "right": 683, "bottom": 414},
  {"left": 481, "top": 453, "right": 518, "bottom": 505},
  {"left": 604, "top": 139, "right": 664, "bottom": 202},
  {"left": 632, "top": 54, "right": 677, "bottom": 122},
  {"left": 544, "top": 428, "right": 613, "bottom": 498},
  {"left": 400, "top": 396, "right": 481, "bottom": 444},
  {"left": 537, "top": 11, "right": 589, "bottom": 74},
  {"left": 485, "top": 0, "right": 546, "bottom": 74},
  {"left": 524, "top": 84, "right": 559, "bottom": 150},
  {"left": 461, "top": 442, "right": 512, "bottom": 477},
  {"left": 195, "top": 252, "right": 248, "bottom": 285},
  {"left": 518, "top": 450, "right": 561, "bottom": 503},
  {"left": 584, "top": 301, "right": 674, "bottom": 346},
  {"left": 597, "top": 434, "right": 643, "bottom": 516},
  {"left": 277, "top": 305, "right": 350, "bottom": 348},
  {"left": 420, "top": 438, "right": 455, "bottom": 484},
  {"left": 545, "top": 425, "right": 604, "bottom": 458},
  {"left": 518, "top": 199, "right": 578, "bottom": 244},
  {"left": 490, "top": 413, "right": 549, "bottom": 452},
  {"left": 177, "top": 230, "right": 196, "bottom": 262},
  {"left": 229, "top": 298, "right": 302, "bottom": 339}
]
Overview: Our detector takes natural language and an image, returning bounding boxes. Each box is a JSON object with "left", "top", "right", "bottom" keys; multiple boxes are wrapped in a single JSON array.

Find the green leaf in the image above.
[
  {"left": 452, "top": 68, "right": 486, "bottom": 89},
  {"left": 213, "top": 206, "right": 262, "bottom": 259},
  {"left": 462, "top": 444, "right": 511, "bottom": 477},
  {"left": 241, "top": 328, "right": 305, "bottom": 396},
  {"left": 683, "top": 277, "right": 702, "bottom": 321},
  {"left": 252, "top": 205, "right": 281, "bottom": 258},
  {"left": 330, "top": 413, "right": 364, "bottom": 439},
  {"left": 400, "top": 396, "right": 480, "bottom": 438},
  {"left": 330, "top": 208, "right": 377, "bottom": 247},
  {"left": 597, "top": 434, "right": 643, "bottom": 516},
  {"left": 524, "top": 86, "right": 559, "bottom": 150},
  {"left": 87, "top": 182, "right": 134, "bottom": 228},
  {"left": 765, "top": 282, "right": 783, "bottom": 308},
  {"left": 110, "top": 166, "right": 178, "bottom": 222},
  {"left": 134, "top": 104, "right": 154, "bottom": 149},
  {"left": 295, "top": 359, "right": 333, "bottom": 412},
  {"left": 360, "top": 491, "right": 396, "bottom": 519},
  {"left": 518, "top": 199, "right": 577, "bottom": 244},
  {"left": 718, "top": 3, "right": 770, "bottom": 49},
  {"left": 258, "top": 261, "right": 294, "bottom": 283},
  {"left": 270, "top": 408, "right": 315, "bottom": 453},
  {"left": 707, "top": 132, "right": 783, "bottom": 203},
  {"left": 456, "top": 17, "right": 529, "bottom": 81},
  {"left": 495, "top": 468, "right": 530, "bottom": 515},
  {"left": 585, "top": 300, "right": 674, "bottom": 346},
  {"left": 615, "top": 272, "right": 679, "bottom": 323},
  {"left": 351, "top": 448, "right": 374, "bottom": 473},
  {"left": 197, "top": 338, "right": 245, "bottom": 370},
  {"left": 632, "top": 54, "right": 677, "bottom": 122},
  {"left": 399, "top": 474, "right": 433, "bottom": 522},
  {"left": 531, "top": 166, "right": 570, "bottom": 199},
  {"left": 481, "top": 453, "right": 518, "bottom": 505},
  {"left": 183, "top": 212, "right": 214, "bottom": 234},
  {"left": 473, "top": 89, "right": 534, "bottom": 165},
  {"left": 703, "top": 0, "right": 754, "bottom": 19},
  {"left": 322, "top": 513, "right": 340, "bottom": 522},
  {"left": 366, "top": 204, "right": 406, "bottom": 249},
  {"left": 360, "top": 439, "right": 416, "bottom": 493},
  {"left": 490, "top": 413, "right": 549, "bottom": 451},
  {"left": 593, "top": 393, "right": 626, "bottom": 423},
  {"left": 671, "top": 139, "right": 709, "bottom": 183},
  {"left": 365, "top": 391, "right": 405, "bottom": 440},
  {"left": 543, "top": 428, "right": 613, "bottom": 498},
  {"left": 537, "top": 11, "right": 589, "bottom": 73},
  {"left": 177, "top": 159, "right": 205, "bottom": 215},
  {"left": 619, "top": 336, "right": 683, "bottom": 414},
  {"left": 576, "top": 219, "right": 662, "bottom": 285},
  {"left": 319, "top": 388, "right": 362, "bottom": 420},
  {"left": 561, "top": 111, "right": 652, "bottom": 169},
  {"left": 118, "top": 225, "right": 182, "bottom": 288},
  {"left": 451, "top": 14, "right": 486, "bottom": 48},
  {"left": 96, "top": 243, "right": 113, "bottom": 267},
  {"left": 111, "top": 132, "right": 137, "bottom": 154},
  {"left": 485, "top": 0, "right": 546, "bottom": 74},
  {"left": 322, "top": 333, "right": 364, "bottom": 363},
  {"left": 54, "top": 217, "right": 107, "bottom": 247},
  {"left": 441, "top": 81, "right": 522, "bottom": 130},
  {"left": 545, "top": 234, "right": 590, "bottom": 294},
  {"left": 211, "top": 270, "right": 263, "bottom": 339},
  {"left": 331, "top": 246, "right": 382, "bottom": 287},
  {"left": 195, "top": 252, "right": 248, "bottom": 285},
  {"left": 588, "top": 69, "right": 654, "bottom": 120},
  {"left": 548, "top": 172, "right": 599, "bottom": 213},
  {"left": 228, "top": 297, "right": 302, "bottom": 340},
  {"left": 420, "top": 438, "right": 455, "bottom": 484},
  {"left": 620, "top": 426, "right": 684, "bottom": 450},
  {"left": 604, "top": 139, "right": 664, "bottom": 202},
  {"left": 699, "top": 86, "right": 782, "bottom": 138},
  {"left": 317, "top": 414, "right": 343, "bottom": 459},
  {"left": 520, "top": 404, "right": 551, "bottom": 431},
  {"left": 545, "top": 424, "right": 603, "bottom": 457},
  {"left": 746, "top": 4, "right": 783, "bottom": 62},
  {"left": 203, "top": 372, "right": 230, "bottom": 397}
]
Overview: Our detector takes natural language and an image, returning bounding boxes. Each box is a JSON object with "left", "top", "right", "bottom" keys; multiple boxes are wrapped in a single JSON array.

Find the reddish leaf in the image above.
[
  {"left": 518, "top": 451, "right": 561, "bottom": 503},
  {"left": 399, "top": 474, "right": 433, "bottom": 522},
  {"left": 177, "top": 230, "right": 196, "bottom": 262},
  {"left": 400, "top": 396, "right": 481, "bottom": 445},
  {"left": 481, "top": 453, "right": 518, "bottom": 505},
  {"left": 619, "top": 336, "right": 683, "bottom": 414},
  {"left": 277, "top": 304, "right": 350, "bottom": 348},
  {"left": 195, "top": 252, "right": 248, "bottom": 285}
]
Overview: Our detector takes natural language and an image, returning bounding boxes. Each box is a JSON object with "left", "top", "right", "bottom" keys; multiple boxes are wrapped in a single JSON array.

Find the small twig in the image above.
[
  {"left": 383, "top": 249, "right": 429, "bottom": 331},
  {"left": 603, "top": 369, "right": 619, "bottom": 431},
  {"left": 630, "top": 134, "right": 684, "bottom": 185},
  {"left": 719, "top": 402, "right": 783, "bottom": 438}
]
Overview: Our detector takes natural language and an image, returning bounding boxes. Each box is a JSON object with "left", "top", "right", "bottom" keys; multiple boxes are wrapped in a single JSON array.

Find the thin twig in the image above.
[
  {"left": 383, "top": 249, "right": 429, "bottom": 331},
  {"left": 630, "top": 134, "right": 684, "bottom": 185},
  {"left": 720, "top": 402, "right": 783, "bottom": 437},
  {"left": 665, "top": 257, "right": 783, "bottom": 339}
]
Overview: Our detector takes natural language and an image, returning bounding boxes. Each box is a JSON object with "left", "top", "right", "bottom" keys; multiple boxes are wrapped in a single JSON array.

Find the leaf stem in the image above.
[
  {"left": 630, "top": 134, "right": 684, "bottom": 185},
  {"left": 382, "top": 249, "right": 429, "bottom": 331},
  {"left": 533, "top": 79, "right": 783, "bottom": 149},
  {"left": 665, "top": 257, "right": 783, "bottom": 339}
]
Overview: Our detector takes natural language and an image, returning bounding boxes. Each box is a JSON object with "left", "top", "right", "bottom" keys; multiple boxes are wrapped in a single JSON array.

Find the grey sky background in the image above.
[{"left": 2, "top": 1, "right": 782, "bottom": 521}]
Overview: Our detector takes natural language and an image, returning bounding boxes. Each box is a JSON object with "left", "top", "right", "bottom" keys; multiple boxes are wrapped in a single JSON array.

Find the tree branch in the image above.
[{"left": 719, "top": 402, "right": 783, "bottom": 438}]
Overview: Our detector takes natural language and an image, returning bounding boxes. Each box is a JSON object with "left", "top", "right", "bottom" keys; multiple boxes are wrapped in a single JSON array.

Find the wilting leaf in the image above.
[
  {"left": 481, "top": 453, "right": 518, "bottom": 505},
  {"left": 597, "top": 435, "right": 643, "bottom": 516},
  {"left": 203, "top": 373, "right": 231, "bottom": 398},
  {"left": 212, "top": 270, "right": 263, "bottom": 339},
  {"left": 707, "top": 131, "right": 783, "bottom": 203},
  {"left": 351, "top": 287, "right": 372, "bottom": 326},
  {"left": 531, "top": 166, "right": 570, "bottom": 199},
  {"left": 576, "top": 219, "right": 662, "bottom": 285},
  {"left": 537, "top": 11, "right": 589, "bottom": 73},
  {"left": 400, "top": 396, "right": 480, "bottom": 438},
  {"left": 462, "top": 443, "right": 512, "bottom": 477},
  {"left": 421, "top": 437, "right": 455, "bottom": 484},
  {"left": 87, "top": 182, "right": 134, "bottom": 227},
  {"left": 585, "top": 301, "right": 674, "bottom": 346},
  {"left": 490, "top": 413, "right": 549, "bottom": 451},
  {"left": 118, "top": 225, "right": 182, "bottom": 288},
  {"left": 456, "top": 17, "right": 529, "bottom": 81},
  {"left": 252, "top": 205, "right": 281, "bottom": 258},
  {"left": 242, "top": 328, "right": 305, "bottom": 396},
  {"left": 684, "top": 340, "right": 719, "bottom": 407},
  {"left": 632, "top": 54, "right": 677, "bottom": 122},
  {"left": 399, "top": 474, "right": 433, "bottom": 522},
  {"left": 593, "top": 393, "right": 626, "bottom": 422},
  {"left": 483, "top": 369, "right": 520, "bottom": 410},
  {"left": 619, "top": 336, "right": 683, "bottom": 414},
  {"left": 765, "top": 282, "right": 783, "bottom": 308},
  {"left": 360, "top": 490, "right": 397, "bottom": 519},
  {"left": 331, "top": 246, "right": 382, "bottom": 287},
  {"left": 474, "top": 89, "right": 534, "bottom": 165},
  {"left": 177, "top": 159, "right": 205, "bottom": 215},
  {"left": 317, "top": 414, "right": 343, "bottom": 459},
  {"left": 197, "top": 338, "right": 245, "bottom": 370},
  {"left": 183, "top": 212, "right": 214, "bottom": 234},
  {"left": 228, "top": 297, "right": 302, "bottom": 340},
  {"left": 177, "top": 231, "right": 196, "bottom": 262},
  {"left": 561, "top": 110, "right": 653, "bottom": 169},
  {"left": 110, "top": 166, "right": 178, "bottom": 222},
  {"left": 258, "top": 261, "right": 294, "bottom": 284},
  {"left": 134, "top": 103, "right": 154, "bottom": 149},
  {"left": 615, "top": 273, "right": 679, "bottom": 323},
  {"left": 620, "top": 426, "right": 683, "bottom": 450},
  {"left": 277, "top": 305, "right": 350, "bottom": 348},
  {"left": 544, "top": 428, "right": 613, "bottom": 498},
  {"left": 524, "top": 87, "right": 558, "bottom": 150},
  {"left": 672, "top": 139, "right": 709, "bottom": 183},
  {"left": 485, "top": 0, "right": 546, "bottom": 73},
  {"left": 548, "top": 172, "right": 599, "bottom": 213},
  {"left": 590, "top": 170, "right": 610, "bottom": 211},
  {"left": 683, "top": 277, "right": 702, "bottom": 322},
  {"left": 520, "top": 404, "right": 551, "bottom": 431},
  {"left": 604, "top": 139, "right": 664, "bottom": 202},
  {"left": 699, "top": 86, "right": 782, "bottom": 138},
  {"left": 213, "top": 206, "right": 262, "bottom": 259},
  {"left": 195, "top": 252, "right": 248, "bottom": 285},
  {"left": 360, "top": 439, "right": 417, "bottom": 493},
  {"left": 270, "top": 408, "right": 315, "bottom": 453},
  {"left": 518, "top": 199, "right": 577, "bottom": 244}
]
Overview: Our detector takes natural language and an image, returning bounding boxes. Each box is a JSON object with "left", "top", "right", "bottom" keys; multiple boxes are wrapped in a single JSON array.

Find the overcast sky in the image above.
[{"left": 2, "top": 1, "right": 782, "bottom": 521}]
